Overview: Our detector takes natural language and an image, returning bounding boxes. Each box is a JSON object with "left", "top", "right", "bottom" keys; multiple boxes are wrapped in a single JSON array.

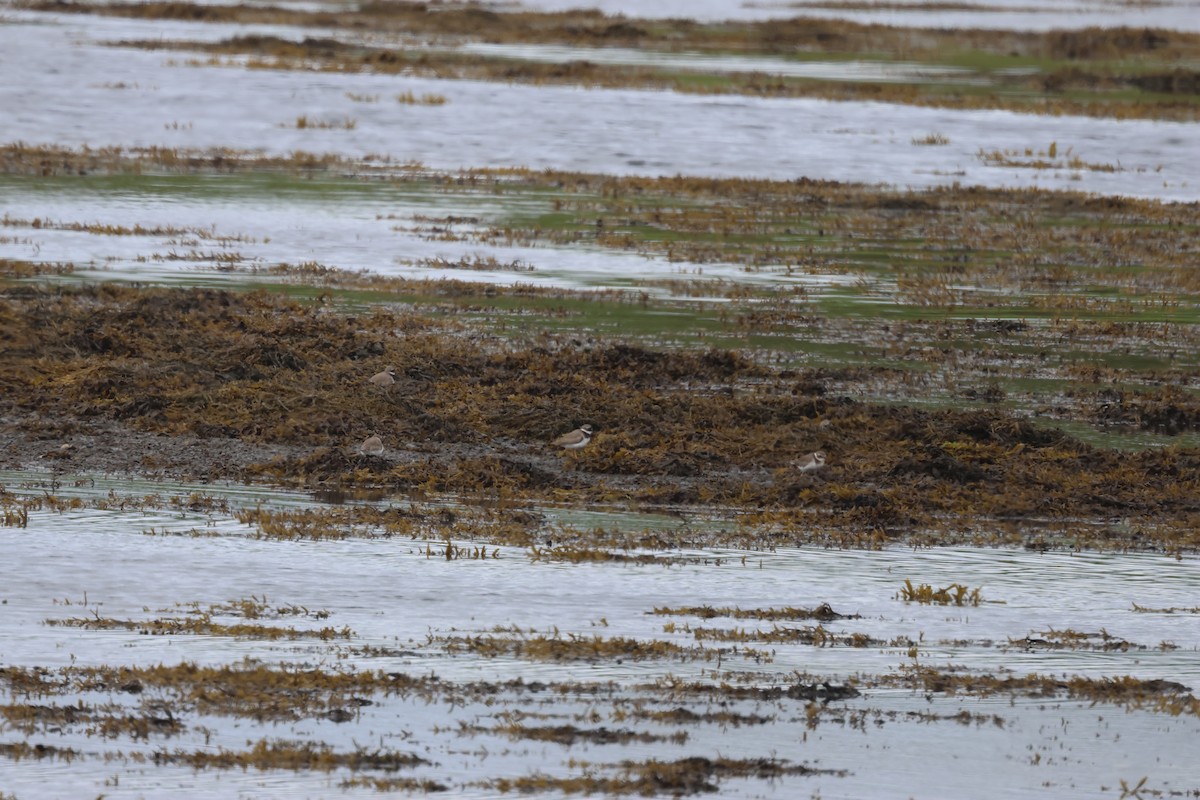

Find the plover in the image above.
[
  {"left": 553, "top": 424, "right": 593, "bottom": 450},
  {"left": 369, "top": 366, "right": 396, "bottom": 391},
  {"left": 359, "top": 435, "right": 385, "bottom": 458},
  {"left": 795, "top": 451, "right": 827, "bottom": 472}
]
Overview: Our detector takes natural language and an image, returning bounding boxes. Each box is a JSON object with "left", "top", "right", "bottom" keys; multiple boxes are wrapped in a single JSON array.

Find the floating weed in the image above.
[
  {"left": 409, "top": 255, "right": 535, "bottom": 273},
  {"left": 888, "top": 665, "right": 1199, "bottom": 715},
  {"left": 805, "top": 704, "right": 1006, "bottom": 732},
  {"left": 43, "top": 613, "right": 352, "bottom": 640},
  {"left": 340, "top": 776, "right": 449, "bottom": 791},
  {"left": 977, "top": 142, "right": 1120, "bottom": 172},
  {"left": 395, "top": 91, "right": 447, "bottom": 105},
  {"left": 1, "top": 504, "right": 30, "bottom": 528},
  {"left": 898, "top": 580, "right": 984, "bottom": 606},
  {"left": 468, "top": 719, "right": 688, "bottom": 746},
  {"left": 0, "top": 256, "right": 75, "bottom": 278},
  {"left": 0, "top": 741, "right": 82, "bottom": 762},
  {"left": 290, "top": 115, "right": 357, "bottom": 130},
  {"left": 651, "top": 603, "right": 857, "bottom": 621},
  {"left": 0, "top": 702, "right": 184, "bottom": 740},
  {"left": 198, "top": 594, "right": 331, "bottom": 621},
  {"left": 149, "top": 738, "right": 428, "bottom": 771},
  {"left": 1118, "top": 777, "right": 1150, "bottom": 800},
  {"left": 426, "top": 539, "right": 500, "bottom": 561},
  {"left": 172, "top": 491, "right": 232, "bottom": 514},
  {"left": 1, "top": 663, "right": 427, "bottom": 720},
  {"left": 681, "top": 623, "right": 879, "bottom": 648},
  {"left": 1008, "top": 627, "right": 1162, "bottom": 652},
  {"left": 529, "top": 544, "right": 696, "bottom": 565},
  {"left": 234, "top": 501, "right": 538, "bottom": 545},
  {"left": 632, "top": 707, "right": 774, "bottom": 727},
  {"left": 1132, "top": 603, "right": 1200, "bottom": 614},
  {"left": 141, "top": 526, "right": 222, "bottom": 538},
  {"left": 440, "top": 631, "right": 702, "bottom": 663},
  {"left": 121, "top": 708, "right": 194, "bottom": 746},
  {"left": 479, "top": 756, "right": 842, "bottom": 796},
  {"left": 2, "top": 213, "right": 249, "bottom": 242},
  {"left": 912, "top": 132, "right": 950, "bottom": 145}
]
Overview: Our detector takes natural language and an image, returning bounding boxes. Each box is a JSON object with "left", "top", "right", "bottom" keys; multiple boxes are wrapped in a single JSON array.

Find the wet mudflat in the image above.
[
  {"left": 3, "top": 0, "right": 1200, "bottom": 796},
  {"left": 2, "top": 470, "right": 1199, "bottom": 799},
  {"left": 2, "top": 282, "right": 1199, "bottom": 798},
  {"left": 3, "top": 6, "right": 1200, "bottom": 197}
]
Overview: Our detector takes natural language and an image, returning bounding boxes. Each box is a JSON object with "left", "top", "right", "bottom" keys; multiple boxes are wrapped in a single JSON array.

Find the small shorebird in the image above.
[
  {"left": 359, "top": 435, "right": 385, "bottom": 458},
  {"left": 369, "top": 366, "right": 396, "bottom": 391},
  {"left": 553, "top": 424, "right": 593, "bottom": 450},
  {"left": 795, "top": 451, "right": 827, "bottom": 472}
]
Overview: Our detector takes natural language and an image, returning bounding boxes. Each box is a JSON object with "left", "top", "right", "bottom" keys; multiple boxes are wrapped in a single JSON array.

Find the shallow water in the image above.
[
  {"left": 0, "top": 174, "right": 859, "bottom": 291},
  {"left": 3, "top": 470, "right": 1198, "bottom": 798},
  {"left": 2, "top": 10, "right": 1197, "bottom": 202},
  {"left": 511, "top": 0, "right": 1200, "bottom": 32},
  {"left": 3, "top": 6, "right": 1199, "bottom": 295},
  {"left": 455, "top": 41, "right": 975, "bottom": 84}
]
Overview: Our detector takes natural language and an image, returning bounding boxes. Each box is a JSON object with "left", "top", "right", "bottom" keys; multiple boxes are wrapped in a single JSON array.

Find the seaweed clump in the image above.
[{"left": 4, "top": 285, "right": 1200, "bottom": 551}]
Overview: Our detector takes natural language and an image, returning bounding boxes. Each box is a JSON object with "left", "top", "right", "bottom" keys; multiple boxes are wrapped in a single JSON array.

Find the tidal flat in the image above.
[
  {"left": 2, "top": 0, "right": 1200, "bottom": 797},
  {"left": 3, "top": 470, "right": 1199, "bottom": 799}
]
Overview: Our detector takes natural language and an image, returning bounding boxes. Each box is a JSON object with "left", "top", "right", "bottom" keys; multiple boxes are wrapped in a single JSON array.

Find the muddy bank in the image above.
[{"left": 3, "top": 283, "right": 1200, "bottom": 550}]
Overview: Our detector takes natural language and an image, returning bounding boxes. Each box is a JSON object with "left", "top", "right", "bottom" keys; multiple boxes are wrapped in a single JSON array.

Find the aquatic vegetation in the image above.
[
  {"left": 898, "top": 580, "right": 984, "bottom": 605},
  {"left": 43, "top": 613, "right": 353, "bottom": 640},
  {"left": 890, "top": 666, "right": 1199, "bottom": 716},
  {"left": 195, "top": 595, "right": 331, "bottom": 620},
  {"left": 4, "top": 282, "right": 1200, "bottom": 551},
  {"left": 1007, "top": 627, "right": 1166, "bottom": 652},
  {"left": 468, "top": 719, "right": 689, "bottom": 746},
  {"left": 0, "top": 662, "right": 432, "bottom": 721},
  {"left": 290, "top": 115, "right": 357, "bottom": 130},
  {"left": 150, "top": 738, "right": 429, "bottom": 771},
  {"left": 630, "top": 707, "right": 774, "bottom": 727},
  {"left": 0, "top": 741, "right": 82, "bottom": 762},
  {"left": 0, "top": 702, "right": 185, "bottom": 740},
  {"left": 684, "top": 623, "right": 880, "bottom": 647},
  {"left": 0, "top": 257, "right": 74, "bottom": 278},
  {"left": 1131, "top": 603, "right": 1200, "bottom": 614},
  {"left": 477, "top": 756, "right": 841, "bottom": 795},
  {"left": 395, "top": 91, "right": 447, "bottom": 106},
  {"left": 651, "top": 603, "right": 858, "bottom": 620},
  {"left": 977, "top": 141, "right": 1121, "bottom": 172},
  {"left": 0, "top": 499, "right": 30, "bottom": 528},
  {"left": 441, "top": 631, "right": 704, "bottom": 662},
  {"left": 912, "top": 132, "right": 950, "bottom": 145},
  {"left": 340, "top": 775, "right": 448, "bottom": 791}
]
